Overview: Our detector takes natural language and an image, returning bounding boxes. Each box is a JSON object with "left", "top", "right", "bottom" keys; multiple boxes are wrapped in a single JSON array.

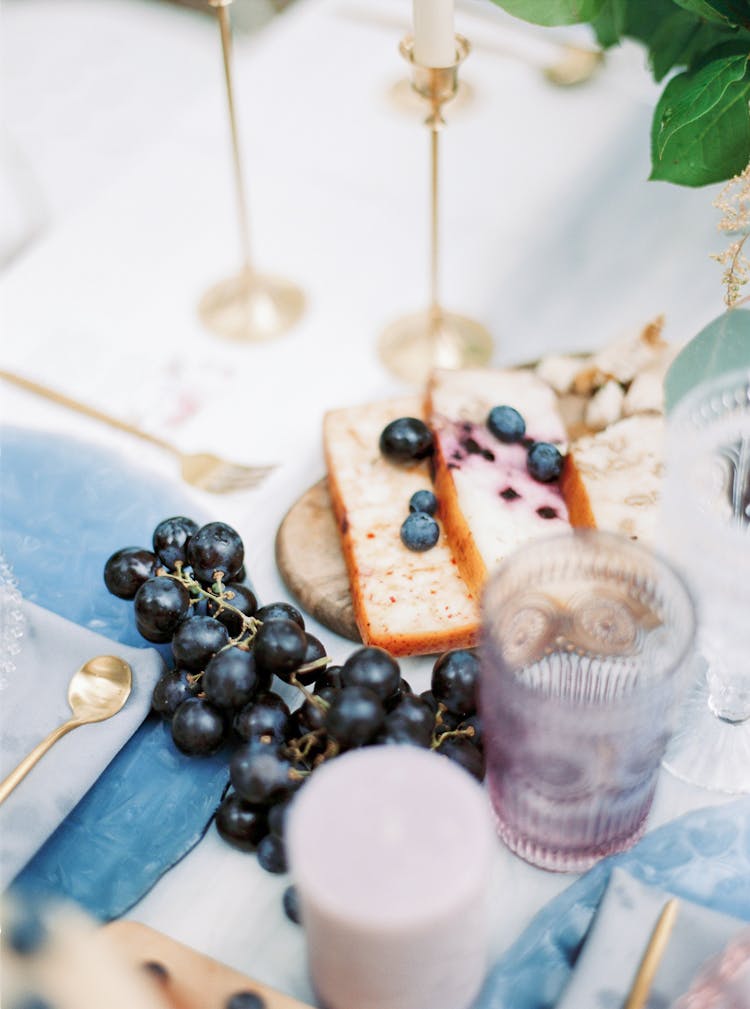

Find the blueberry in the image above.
[
  {"left": 408, "top": 489, "right": 438, "bottom": 515},
  {"left": 527, "top": 442, "right": 564, "bottom": 483},
  {"left": 400, "top": 512, "right": 439, "bottom": 552},
  {"left": 487, "top": 405, "right": 526, "bottom": 444},
  {"left": 226, "top": 992, "right": 267, "bottom": 1009},
  {"left": 379, "top": 417, "right": 434, "bottom": 463},
  {"left": 143, "top": 960, "right": 170, "bottom": 983}
]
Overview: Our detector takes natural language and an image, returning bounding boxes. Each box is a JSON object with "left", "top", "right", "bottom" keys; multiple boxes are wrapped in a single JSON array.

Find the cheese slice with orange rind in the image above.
[{"left": 324, "top": 397, "right": 479, "bottom": 657}]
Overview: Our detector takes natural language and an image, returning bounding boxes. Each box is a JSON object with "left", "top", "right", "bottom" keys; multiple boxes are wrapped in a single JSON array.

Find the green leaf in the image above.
[
  {"left": 665, "top": 309, "right": 750, "bottom": 412},
  {"left": 592, "top": 0, "right": 627, "bottom": 47},
  {"left": 656, "top": 53, "right": 749, "bottom": 156},
  {"left": 489, "top": 0, "right": 604, "bottom": 27},
  {"left": 646, "top": 11, "right": 702, "bottom": 80},
  {"left": 650, "top": 73, "right": 750, "bottom": 185},
  {"left": 672, "top": 0, "right": 739, "bottom": 25}
]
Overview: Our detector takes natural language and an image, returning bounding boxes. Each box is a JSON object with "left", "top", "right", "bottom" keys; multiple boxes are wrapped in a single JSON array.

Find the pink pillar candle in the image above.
[{"left": 287, "top": 746, "right": 494, "bottom": 1009}]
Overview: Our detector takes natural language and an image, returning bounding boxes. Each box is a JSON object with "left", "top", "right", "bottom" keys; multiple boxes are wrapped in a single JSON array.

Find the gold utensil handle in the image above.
[
  {"left": 0, "top": 369, "right": 177, "bottom": 456},
  {"left": 623, "top": 898, "right": 680, "bottom": 1009},
  {"left": 0, "top": 719, "right": 82, "bottom": 805}
]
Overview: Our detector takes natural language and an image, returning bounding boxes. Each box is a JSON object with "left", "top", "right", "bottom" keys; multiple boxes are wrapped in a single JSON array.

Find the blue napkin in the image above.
[
  {"left": 0, "top": 427, "right": 230, "bottom": 919},
  {"left": 472, "top": 798, "right": 750, "bottom": 1009}
]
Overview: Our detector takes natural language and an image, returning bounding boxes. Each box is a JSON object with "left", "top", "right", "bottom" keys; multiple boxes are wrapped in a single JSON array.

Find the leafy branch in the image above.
[{"left": 490, "top": 0, "right": 750, "bottom": 186}]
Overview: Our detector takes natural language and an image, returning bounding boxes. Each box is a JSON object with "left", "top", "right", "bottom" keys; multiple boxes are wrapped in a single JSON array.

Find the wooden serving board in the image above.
[
  {"left": 105, "top": 921, "right": 313, "bottom": 1009},
  {"left": 275, "top": 478, "right": 361, "bottom": 643}
]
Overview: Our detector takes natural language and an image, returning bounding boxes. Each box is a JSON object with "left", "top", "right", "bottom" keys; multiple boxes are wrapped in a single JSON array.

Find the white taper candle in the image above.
[{"left": 413, "top": 0, "right": 455, "bottom": 68}]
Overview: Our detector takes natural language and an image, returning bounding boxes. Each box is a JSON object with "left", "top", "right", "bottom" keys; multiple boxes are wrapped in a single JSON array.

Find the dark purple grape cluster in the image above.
[{"left": 104, "top": 517, "right": 484, "bottom": 901}]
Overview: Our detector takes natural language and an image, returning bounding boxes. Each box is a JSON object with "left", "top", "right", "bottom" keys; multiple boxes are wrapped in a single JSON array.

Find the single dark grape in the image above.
[
  {"left": 152, "top": 516, "right": 199, "bottom": 570},
  {"left": 385, "top": 677, "right": 413, "bottom": 712},
  {"left": 215, "top": 793, "right": 269, "bottom": 852},
  {"left": 384, "top": 694, "right": 435, "bottom": 747},
  {"left": 134, "top": 576, "right": 190, "bottom": 643},
  {"left": 379, "top": 417, "right": 434, "bottom": 463},
  {"left": 268, "top": 799, "right": 291, "bottom": 840},
  {"left": 254, "top": 619, "right": 306, "bottom": 680},
  {"left": 340, "top": 646, "right": 400, "bottom": 703},
  {"left": 282, "top": 885, "right": 301, "bottom": 925},
  {"left": 314, "top": 665, "right": 342, "bottom": 693},
  {"left": 293, "top": 633, "right": 327, "bottom": 686},
  {"left": 230, "top": 742, "right": 295, "bottom": 805},
  {"left": 436, "top": 737, "right": 485, "bottom": 782},
  {"left": 233, "top": 692, "right": 290, "bottom": 745},
  {"left": 325, "top": 685, "right": 385, "bottom": 749},
  {"left": 255, "top": 601, "right": 305, "bottom": 629},
  {"left": 207, "top": 583, "right": 258, "bottom": 637},
  {"left": 203, "top": 647, "right": 260, "bottom": 710},
  {"left": 187, "top": 521, "right": 244, "bottom": 584},
  {"left": 226, "top": 991, "right": 266, "bottom": 1009},
  {"left": 257, "top": 833, "right": 287, "bottom": 874},
  {"left": 294, "top": 687, "right": 336, "bottom": 734},
  {"left": 171, "top": 615, "right": 229, "bottom": 672},
  {"left": 152, "top": 668, "right": 199, "bottom": 719},
  {"left": 431, "top": 649, "right": 480, "bottom": 716},
  {"left": 419, "top": 689, "right": 438, "bottom": 714},
  {"left": 171, "top": 697, "right": 226, "bottom": 756},
  {"left": 104, "top": 547, "right": 157, "bottom": 600}
]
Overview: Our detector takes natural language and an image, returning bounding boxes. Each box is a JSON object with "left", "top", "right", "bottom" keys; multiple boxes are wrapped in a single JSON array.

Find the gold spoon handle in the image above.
[
  {"left": 0, "top": 369, "right": 178, "bottom": 457},
  {"left": 623, "top": 898, "right": 680, "bottom": 1009},
  {"left": 0, "top": 719, "right": 82, "bottom": 805}
]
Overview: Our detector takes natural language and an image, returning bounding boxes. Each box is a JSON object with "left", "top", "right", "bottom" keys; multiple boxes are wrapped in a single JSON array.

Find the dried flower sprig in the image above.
[{"left": 712, "top": 161, "right": 750, "bottom": 308}]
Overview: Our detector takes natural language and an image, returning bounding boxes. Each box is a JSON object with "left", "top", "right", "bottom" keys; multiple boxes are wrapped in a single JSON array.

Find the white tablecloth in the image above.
[{"left": 0, "top": 0, "right": 731, "bottom": 1001}]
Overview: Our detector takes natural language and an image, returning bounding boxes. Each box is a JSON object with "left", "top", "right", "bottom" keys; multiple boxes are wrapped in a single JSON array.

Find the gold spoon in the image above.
[{"left": 0, "top": 656, "right": 133, "bottom": 805}]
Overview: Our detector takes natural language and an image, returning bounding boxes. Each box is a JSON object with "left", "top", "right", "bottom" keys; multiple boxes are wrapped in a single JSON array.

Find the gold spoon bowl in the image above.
[{"left": 0, "top": 655, "right": 133, "bottom": 805}]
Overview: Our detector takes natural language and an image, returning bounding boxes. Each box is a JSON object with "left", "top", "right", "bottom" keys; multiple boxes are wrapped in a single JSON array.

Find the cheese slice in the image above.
[
  {"left": 324, "top": 397, "right": 479, "bottom": 657},
  {"left": 426, "top": 368, "right": 570, "bottom": 596},
  {"left": 561, "top": 414, "right": 664, "bottom": 545}
]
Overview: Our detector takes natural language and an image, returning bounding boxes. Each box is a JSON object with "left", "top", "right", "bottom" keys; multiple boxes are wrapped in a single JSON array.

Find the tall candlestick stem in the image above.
[
  {"left": 430, "top": 122, "right": 440, "bottom": 321},
  {"left": 377, "top": 35, "right": 493, "bottom": 383},
  {"left": 199, "top": 0, "right": 305, "bottom": 342},
  {"left": 212, "top": 0, "right": 253, "bottom": 277}
]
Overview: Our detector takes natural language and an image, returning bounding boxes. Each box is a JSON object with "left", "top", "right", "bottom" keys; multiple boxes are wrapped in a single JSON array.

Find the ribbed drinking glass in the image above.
[{"left": 480, "top": 530, "right": 695, "bottom": 872}]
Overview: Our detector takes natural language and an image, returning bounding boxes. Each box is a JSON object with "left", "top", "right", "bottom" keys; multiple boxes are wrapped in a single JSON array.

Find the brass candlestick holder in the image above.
[
  {"left": 199, "top": 0, "right": 305, "bottom": 343},
  {"left": 378, "top": 35, "right": 493, "bottom": 384}
]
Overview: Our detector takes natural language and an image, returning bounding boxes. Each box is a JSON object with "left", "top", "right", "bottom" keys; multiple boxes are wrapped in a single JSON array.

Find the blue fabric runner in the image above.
[
  {"left": 473, "top": 797, "right": 750, "bottom": 1009},
  {"left": 0, "top": 427, "right": 230, "bottom": 919}
]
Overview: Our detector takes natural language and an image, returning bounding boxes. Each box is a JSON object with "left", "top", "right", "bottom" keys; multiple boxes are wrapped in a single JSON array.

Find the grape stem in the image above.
[
  {"left": 431, "top": 702, "right": 476, "bottom": 749},
  {"left": 157, "top": 563, "right": 262, "bottom": 646},
  {"left": 288, "top": 661, "right": 332, "bottom": 711}
]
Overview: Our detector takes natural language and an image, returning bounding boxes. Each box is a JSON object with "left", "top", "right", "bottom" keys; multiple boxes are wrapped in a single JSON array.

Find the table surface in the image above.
[{"left": 0, "top": 0, "right": 733, "bottom": 1001}]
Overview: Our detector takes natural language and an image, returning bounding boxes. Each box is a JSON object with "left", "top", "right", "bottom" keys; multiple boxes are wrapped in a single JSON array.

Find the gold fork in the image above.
[{"left": 0, "top": 369, "right": 276, "bottom": 494}]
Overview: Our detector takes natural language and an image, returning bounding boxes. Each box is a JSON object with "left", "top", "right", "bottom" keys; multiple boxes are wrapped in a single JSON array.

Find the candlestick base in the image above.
[
  {"left": 198, "top": 270, "right": 305, "bottom": 343},
  {"left": 378, "top": 308, "right": 493, "bottom": 384},
  {"left": 388, "top": 77, "right": 474, "bottom": 117}
]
